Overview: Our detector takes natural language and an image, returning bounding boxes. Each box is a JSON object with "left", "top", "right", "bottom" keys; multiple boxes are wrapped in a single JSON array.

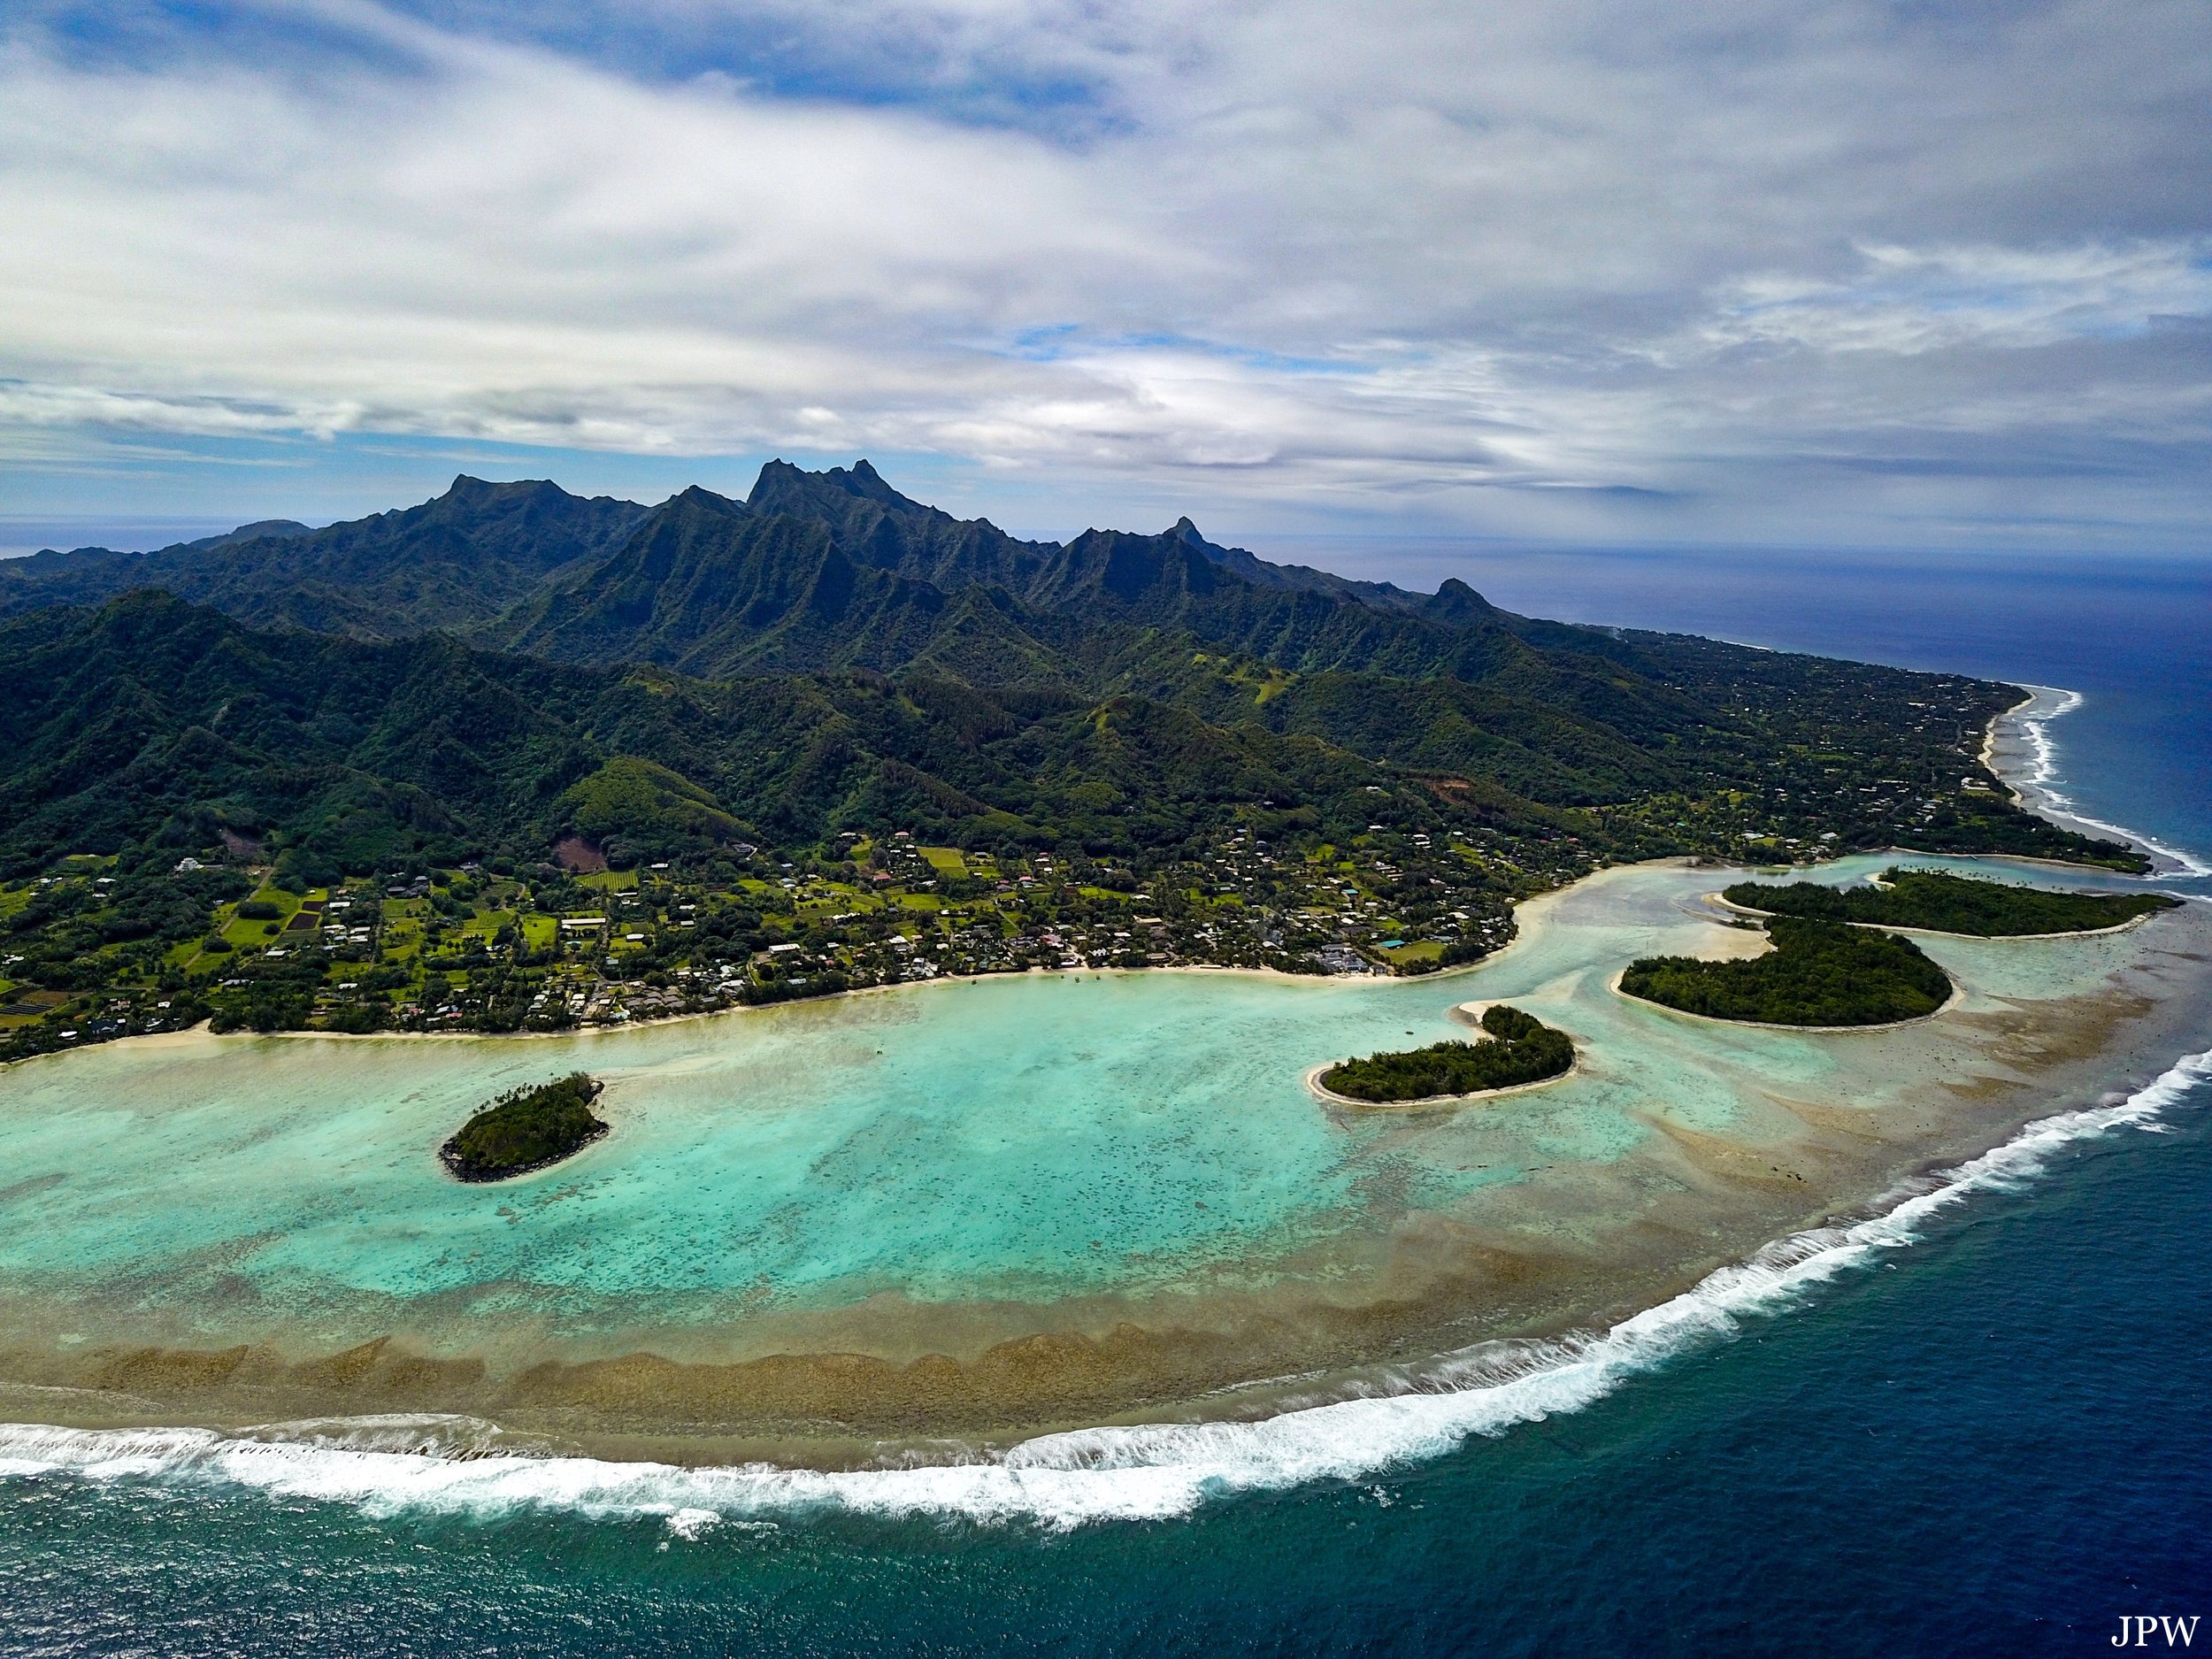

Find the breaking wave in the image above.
[
  {"left": 5, "top": 1049, "right": 2207, "bottom": 1532},
  {"left": 2010, "top": 688, "right": 2212, "bottom": 878}
]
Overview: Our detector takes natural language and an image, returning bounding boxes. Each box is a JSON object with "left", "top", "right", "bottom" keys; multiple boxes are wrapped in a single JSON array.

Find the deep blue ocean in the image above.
[{"left": 4, "top": 548, "right": 2209, "bottom": 1656}]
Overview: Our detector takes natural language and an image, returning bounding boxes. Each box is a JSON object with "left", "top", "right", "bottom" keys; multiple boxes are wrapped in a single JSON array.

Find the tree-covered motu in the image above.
[
  {"left": 1619, "top": 916, "right": 1954, "bottom": 1026},
  {"left": 440, "top": 1073, "right": 609, "bottom": 1182},
  {"left": 1724, "top": 867, "right": 2177, "bottom": 937},
  {"left": 1319, "top": 1005, "right": 1575, "bottom": 1102}
]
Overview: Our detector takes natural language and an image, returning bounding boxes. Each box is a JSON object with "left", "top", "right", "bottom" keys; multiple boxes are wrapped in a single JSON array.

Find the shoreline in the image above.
[
  {"left": 3, "top": 682, "right": 2182, "bottom": 1082},
  {"left": 0, "top": 691, "right": 2207, "bottom": 1468},
  {"left": 0, "top": 955, "right": 1476, "bottom": 1074},
  {"left": 1, "top": 860, "right": 2205, "bottom": 1461},
  {"left": 1983, "top": 685, "right": 2212, "bottom": 879},
  {"left": 5, "top": 677, "right": 2149, "bottom": 1079},
  {"left": 1980, "top": 687, "right": 2038, "bottom": 792}
]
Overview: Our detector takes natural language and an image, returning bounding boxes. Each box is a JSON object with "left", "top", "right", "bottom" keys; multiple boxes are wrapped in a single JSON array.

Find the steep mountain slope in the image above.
[
  {"left": 745, "top": 459, "right": 1065, "bottom": 595},
  {"left": 0, "top": 593, "right": 592, "bottom": 878},
  {"left": 0, "top": 459, "right": 1796, "bottom": 734},
  {"left": 501, "top": 484, "right": 1076, "bottom": 682},
  {"left": 493, "top": 459, "right": 1593, "bottom": 689},
  {"left": 0, "top": 477, "right": 647, "bottom": 636},
  {"left": 0, "top": 458, "right": 2144, "bottom": 883},
  {"left": 0, "top": 595, "right": 1523, "bottom": 879},
  {"left": 0, "top": 592, "right": 2131, "bottom": 884}
]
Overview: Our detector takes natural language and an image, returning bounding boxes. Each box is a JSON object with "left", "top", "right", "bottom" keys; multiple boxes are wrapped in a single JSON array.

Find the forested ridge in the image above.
[
  {"left": 0, "top": 461, "right": 2144, "bottom": 1061},
  {"left": 0, "top": 460, "right": 2131, "bottom": 884}
]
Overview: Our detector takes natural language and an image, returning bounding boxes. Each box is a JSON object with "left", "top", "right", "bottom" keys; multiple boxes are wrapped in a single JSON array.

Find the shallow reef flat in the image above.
[{"left": 0, "top": 853, "right": 2205, "bottom": 1460}]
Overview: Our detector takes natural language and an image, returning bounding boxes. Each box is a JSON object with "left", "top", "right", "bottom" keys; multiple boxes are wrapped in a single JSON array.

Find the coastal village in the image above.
[
  {"left": 0, "top": 707, "right": 2084, "bottom": 1059},
  {"left": 0, "top": 823, "right": 1563, "bottom": 1050}
]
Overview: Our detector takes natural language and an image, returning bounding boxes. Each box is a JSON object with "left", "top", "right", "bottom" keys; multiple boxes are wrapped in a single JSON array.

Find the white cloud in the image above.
[
  {"left": 1, "top": 0, "right": 2210, "bottom": 544},
  {"left": 1699, "top": 242, "right": 2212, "bottom": 357}
]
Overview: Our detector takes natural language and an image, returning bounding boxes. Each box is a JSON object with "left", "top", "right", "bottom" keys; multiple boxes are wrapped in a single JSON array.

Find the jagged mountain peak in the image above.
[
  {"left": 749, "top": 457, "right": 916, "bottom": 513},
  {"left": 1420, "top": 576, "right": 1502, "bottom": 626},
  {"left": 3, "top": 452, "right": 1531, "bottom": 687},
  {"left": 523, "top": 459, "right": 1529, "bottom": 682},
  {"left": 664, "top": 483, "right": 748, "bottom": 515}
]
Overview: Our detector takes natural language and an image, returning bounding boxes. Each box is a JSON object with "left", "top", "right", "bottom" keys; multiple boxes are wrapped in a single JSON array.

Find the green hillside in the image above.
[
  {"left": 0, "top": 587, "right": 2122, "bottom": 889},
  {"left": 0, "top": 461, "right": 2149, "bottom": 1062},
  {"left": 557, "top": 757, "right": 752, "bottom": 864},
  {"left": 1, "top": 477, "right": 644, "bottom": 638}
]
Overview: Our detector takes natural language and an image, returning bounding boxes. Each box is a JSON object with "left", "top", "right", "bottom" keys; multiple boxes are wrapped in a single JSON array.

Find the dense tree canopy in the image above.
[
  {"left": 1725, "top": 868, "right": 2177, "bottom": 936},
  {"left": 440, "top": 1073, "right": 608, "bottom": 1182},
  {"left": 1321, "top": 1004, "right": 1574, "bottom": 1102},
  {"left": 1620, "top": 916, "right": 1953, "bottom": 1026}
]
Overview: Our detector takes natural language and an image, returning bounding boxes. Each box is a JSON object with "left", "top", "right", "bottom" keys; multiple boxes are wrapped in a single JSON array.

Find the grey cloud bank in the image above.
[{"left": 2, "top": 0, "right": 2209, "bottom": 549}]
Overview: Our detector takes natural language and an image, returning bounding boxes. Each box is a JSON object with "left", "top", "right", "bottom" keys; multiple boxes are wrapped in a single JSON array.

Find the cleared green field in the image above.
[
  {"left": 1378, "top": 940, "right": 1445, "bottom": 964},
  {"left": 379, "top": 907, "right": 424, "bottom": 962},
  {"left": 215, "top": 887, "right": 301, "bottom": 949}
]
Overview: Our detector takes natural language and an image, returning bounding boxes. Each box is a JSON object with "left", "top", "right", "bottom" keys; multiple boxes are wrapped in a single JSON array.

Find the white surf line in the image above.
[
  {"left": 6, "top": 1048, "right": 2208, "bottom": 1533},
  {"left": 2005, "top": 687, "right": 2211, "bottom": 878}
]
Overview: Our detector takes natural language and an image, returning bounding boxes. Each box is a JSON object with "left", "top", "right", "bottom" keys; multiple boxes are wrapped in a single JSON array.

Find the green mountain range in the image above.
[
  {"left": 0, "top": 461, "right": 2134, "bottom": 883},
  {"left": 0, "top": 476, "right": 646, "bottom": 638}
]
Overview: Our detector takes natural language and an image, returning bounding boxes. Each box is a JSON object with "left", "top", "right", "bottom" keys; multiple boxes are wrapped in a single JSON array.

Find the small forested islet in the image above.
[
  {"left": 1619, "top": 916, "right": 1952, "bottom": 1027},
  {"left": 440, "top": 1072, "right": 609, "bottom": 1182},
  {"left": 1319, "top": 1004, "right": 1574, "bottom": 1102}
]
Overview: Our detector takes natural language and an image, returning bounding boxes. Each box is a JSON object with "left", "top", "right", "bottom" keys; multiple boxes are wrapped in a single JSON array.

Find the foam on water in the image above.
[
  {"left": 6, "top": 1048, "right": 2205, "bottom": 1532},
  {"left": 2013, "top": 688, "right": 2212, "bottom": 879}
]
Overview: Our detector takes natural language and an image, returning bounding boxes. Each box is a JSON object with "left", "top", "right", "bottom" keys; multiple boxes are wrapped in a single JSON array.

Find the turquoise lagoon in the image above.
[{"left": 0, "top": 853, "right": 2197, "bottom": 1432}]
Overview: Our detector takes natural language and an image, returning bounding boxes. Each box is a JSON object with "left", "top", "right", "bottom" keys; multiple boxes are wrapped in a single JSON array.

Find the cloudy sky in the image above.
[{"left": 4, "top": 0, "right": 2210, "bottom": 557}]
